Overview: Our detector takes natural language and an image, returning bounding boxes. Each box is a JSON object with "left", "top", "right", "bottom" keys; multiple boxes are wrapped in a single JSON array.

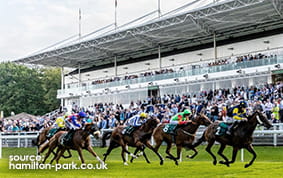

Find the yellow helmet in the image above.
[{"left": 140, "top": 112, "right": 147, "bottom": 118}]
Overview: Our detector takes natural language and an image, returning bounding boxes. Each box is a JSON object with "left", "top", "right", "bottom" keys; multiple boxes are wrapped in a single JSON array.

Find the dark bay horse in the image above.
[
  {"left": 40, "top": 123, "right": 104, "bottom": 165},
  {"left": 150, "top": 114, "right": 212, "bottom": 165},
  {"left": 193, "top": 111, "right": 272, "bottom": 168},
  {"left": 103, "top": 117, "right": 160, "bottom": 165}
]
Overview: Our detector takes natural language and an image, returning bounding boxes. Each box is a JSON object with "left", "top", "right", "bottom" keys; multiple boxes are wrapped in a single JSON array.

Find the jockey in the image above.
[
  {"left": 55, "top": 116, "right": 65, "bottom": 129},
  {"left": 224, "top": 101, "right": 248, "bottom": 135},
  {"left": 170, "top": 109, "right": 192, "bottom": 125},
  {"left": 46, "top": 116, "right": 65, "bottom": 138},
  {"left": 123, "top": 112, "right": 147, "bottom": 135},
  {"left": 63, "top": 111, "right": 86, "bottom": 144}
]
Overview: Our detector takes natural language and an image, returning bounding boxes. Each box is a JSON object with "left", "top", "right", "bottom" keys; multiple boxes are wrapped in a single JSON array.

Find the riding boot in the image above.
[
  {"left": 65, "top": 129, "right": 75, "bottom": 145},
  {"left": 226, "top": 122, "right": 237, "bottom": 135}
]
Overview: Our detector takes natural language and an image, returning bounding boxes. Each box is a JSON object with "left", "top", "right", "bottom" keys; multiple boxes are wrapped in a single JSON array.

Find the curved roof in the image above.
[{"left": 15, "top": 0, "right": 283, "bottom": 69}]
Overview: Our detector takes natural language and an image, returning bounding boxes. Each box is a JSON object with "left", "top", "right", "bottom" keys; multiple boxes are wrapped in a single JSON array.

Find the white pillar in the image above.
[
  {"left": 78, "top": 63, "right": 82, "bottom": 108},
  {"left": 158, "top": 45, "right": 161, "bottom": 69},
  {"left": 114, "top": 56, "right": 117, "bottom": 76},
  {"left": 214, "top": 33, "right": 217, "bottom": 61},
  {"left": 61, "top": 67, "right": 65, "bottom": 107}
]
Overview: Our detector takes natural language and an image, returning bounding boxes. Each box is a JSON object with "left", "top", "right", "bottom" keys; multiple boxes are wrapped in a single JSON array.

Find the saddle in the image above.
[
  {"left": 122, "top": 126, "right": 136, "bottom": 135},
  {"left": 60, "top": 131, "right": 75, "bottom": 146},
  {"left": 163, "top": 124, "right": 177, "bottom": 135},
  {"left": 46, "top": 128, "right": 58, "bottom": 139},
  {"left": 215, "top": 122, "right": 231, "bottom": 136}
]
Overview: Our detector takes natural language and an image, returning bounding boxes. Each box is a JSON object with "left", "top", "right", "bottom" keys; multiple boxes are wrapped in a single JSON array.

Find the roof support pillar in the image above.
[
  {"left": 158, "top": 45, "right": 161, "bottom": 69},
  {"left": 60, "top": 67, "right": 65, "bottom": 107},
  {"left": 78, "top": 63, "right": 82, "bottom": 108},
  {"left": 213, "top": 32, "right": 217, "bottom": 61},
  {"left": 114, "top": 56, "right": 117, "bottom": 76}
]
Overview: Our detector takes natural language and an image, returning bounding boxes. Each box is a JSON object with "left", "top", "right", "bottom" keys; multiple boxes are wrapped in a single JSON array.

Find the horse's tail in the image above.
[
  {"left": 192, "top": 131, "right": 206, "bottom": 148},
  {"left": 32, "top": 135, "right": 39, "bottom": 146},
  {"left": 101, "top": 130, "right": 113, "bottom": 147}
]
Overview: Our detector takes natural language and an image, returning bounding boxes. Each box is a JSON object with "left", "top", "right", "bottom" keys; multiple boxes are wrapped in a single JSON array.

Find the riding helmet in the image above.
[{"left": 240, "top": 101, "right": 248, "bottom": 108}]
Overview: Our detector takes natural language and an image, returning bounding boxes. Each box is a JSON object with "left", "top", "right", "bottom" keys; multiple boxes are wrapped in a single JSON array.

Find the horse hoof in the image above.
[
  {"left": 219, "top": 160, "right": 225, "bottom": 164},
  {"left": 160, "top": 160, "right": 164, "bottom": 165},
  {"left": 124, "top": 162, "right": 128, "bottom": 166},
  {"left": 130, "top": 153, "right": 137, "bottom": 159},
  {"left": 244, "top": 164, "right": 250, "bottom": 168},
  {"left": 130, "top": 159, "right": 133, "bottom": 163},
  {"left": 175, "top": 161, "right": 179, "bottom": 166},
  {"left": 213, "top": 160, "right": 217, "bottom": 165}
]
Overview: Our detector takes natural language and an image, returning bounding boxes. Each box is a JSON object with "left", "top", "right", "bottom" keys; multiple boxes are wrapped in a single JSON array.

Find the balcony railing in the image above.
[{"left": 58, "top": 55, "right": 281, "bottom": 96}]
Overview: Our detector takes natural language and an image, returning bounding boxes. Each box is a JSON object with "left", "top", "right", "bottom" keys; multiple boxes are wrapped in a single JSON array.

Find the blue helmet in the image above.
[
  {"left": 78, "top": 111, "right": 87, "bottom": 118},
  {"left": 239, "top": 101, "right": 248, "bottom": 108}
]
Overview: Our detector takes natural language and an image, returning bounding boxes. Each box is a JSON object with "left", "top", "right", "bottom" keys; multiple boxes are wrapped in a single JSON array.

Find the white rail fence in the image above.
[{"left": 1, "top": 124, "right": 283, "bottom": 159}]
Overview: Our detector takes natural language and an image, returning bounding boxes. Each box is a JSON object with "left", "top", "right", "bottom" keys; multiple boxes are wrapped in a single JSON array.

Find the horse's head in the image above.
[
  {"left": 193, "top": 113, "right": 212, "bottom": 126},
  {"left": 251, "top": 110, "right": 272, "bottom": 129},
  {"left": 141, "top": 116, "right": 160, "bottom": 132},
  {"left": 84, "top": 123, "right": 100, "bottom": 139}
]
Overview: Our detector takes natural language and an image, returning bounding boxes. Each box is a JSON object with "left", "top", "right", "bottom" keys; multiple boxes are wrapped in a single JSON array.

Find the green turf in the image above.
[{"left": 0, "top": 145, "right": 283, "bottom": 178}]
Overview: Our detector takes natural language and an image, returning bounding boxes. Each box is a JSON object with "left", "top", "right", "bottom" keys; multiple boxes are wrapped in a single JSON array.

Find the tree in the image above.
[
  {"left": 0, "top": 62, "right": 46, "bottom": 116},
  {"left": 41, "top": 67, "right": 61, "bottom": 112}
]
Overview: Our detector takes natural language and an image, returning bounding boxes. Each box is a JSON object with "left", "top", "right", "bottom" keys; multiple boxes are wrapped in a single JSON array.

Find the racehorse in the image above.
[
  {"left": 192, "top": 110, "right": 272, "bottom": 168},
  {"left": 40, "top": 123, "right": 104, "bottom": 165},
  {"left": 32, "top": 126, "right": 52, "bottom": 149},
  {"left": 102, "top": 117, "right": 160, "bottom": 165},
  {"left": 149, "top": 113, "right": 212, "bottom": 165}
]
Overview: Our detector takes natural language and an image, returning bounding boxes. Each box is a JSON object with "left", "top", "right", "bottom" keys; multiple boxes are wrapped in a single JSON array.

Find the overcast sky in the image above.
[{"left": 0, "top": 0, "right": 213, "bottom": 61}]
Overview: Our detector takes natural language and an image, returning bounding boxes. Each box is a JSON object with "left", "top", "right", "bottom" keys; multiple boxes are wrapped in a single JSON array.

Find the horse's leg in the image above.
[
  {"left": 185, "top": 144, "right": 198, "bottom": 159},
  {"left": 41, "top": 142, "right": 57, "bottom": 164},
  {"left": 141, "top": 147, "right": 151, "bottom": 164},
  {"left": 42, "top": 147, "right": 53, "bottom": 164},
  {"left": 55, "top": 148, "right": 66, "bottom": 164},
  {"left": 146, "top": 140, "right": 164, "bottom": 165},
  {"left": 38, "top": 141, "right": 49, "bottom": 155},
  {"left": 244, "top": 144, "right": 257, "bottom": 168},
  {"left": 130, "top": 148, "right": 140, "bottom": 163},
  {"left": 165, "top": 141, "right": 175, "bottom": 161},
  {"left": 86, "top": 145, "right": 104, "bottom": 165},
  {"left": 50, "top": 147, "right": 61, "bottom": 164},
  {"left": 121, "top": 150, "right": 128, "bottom": 165},
  {"left": 218, "top": 144, "right": 230, "bottom": 167},
  {"left": 173, "top": 144, "right": 183, "bottom": 166},
  {"left": 205, "top": 140, "right": 217, "bottom": 165},
  {"left": 103, "top": 141, "right": 119, "bottom": 162},
  {"left": 77, "top": 147, "right": 85, "bottom": 164},
  {"left": 228, "top": 147, "right": 239, "bottom": 164},
  {"left": 62, "top": 149, "right": 72, "bottom": 159}
]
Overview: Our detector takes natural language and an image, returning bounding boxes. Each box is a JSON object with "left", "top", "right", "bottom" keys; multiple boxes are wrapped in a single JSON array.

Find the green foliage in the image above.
[
  {"left": 41, "top": 67, "right": 61, "bottom": 112},
  {"left": 0, "top": 62, "right": 61, "bottom": 116}
]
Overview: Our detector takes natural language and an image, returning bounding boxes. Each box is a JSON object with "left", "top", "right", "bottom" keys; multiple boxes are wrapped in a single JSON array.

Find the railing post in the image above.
[
  {"left": 273, "top": 125, "right": 277, "bottom": 146},
  {"left": 17, "top": 132, "right": 20, "bottom": 148},
  {"left": 25, "top": 132, "right": 28, "bottom": 148},
  {"left": 241, "top": 149, "right": 244, "bottom": 162}
]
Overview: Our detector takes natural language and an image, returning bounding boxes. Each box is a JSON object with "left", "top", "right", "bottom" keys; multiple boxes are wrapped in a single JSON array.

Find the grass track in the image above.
[{"left": 0, "top": 146, "right": 283, "bottom": 178}]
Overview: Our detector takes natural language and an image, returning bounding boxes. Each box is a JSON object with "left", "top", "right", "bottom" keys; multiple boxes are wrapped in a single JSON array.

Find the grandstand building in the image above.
[{"left": 16, "top": 0, "right": 283, "bottom": 108}]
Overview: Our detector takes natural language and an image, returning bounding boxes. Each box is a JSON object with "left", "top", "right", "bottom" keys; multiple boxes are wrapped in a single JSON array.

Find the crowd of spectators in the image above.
[
  {"left": 86, "top": 51, "right": 276, "bottom": 87},
  {"left": 2, "top": 82, "right": 283, "bottom": 133}
]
